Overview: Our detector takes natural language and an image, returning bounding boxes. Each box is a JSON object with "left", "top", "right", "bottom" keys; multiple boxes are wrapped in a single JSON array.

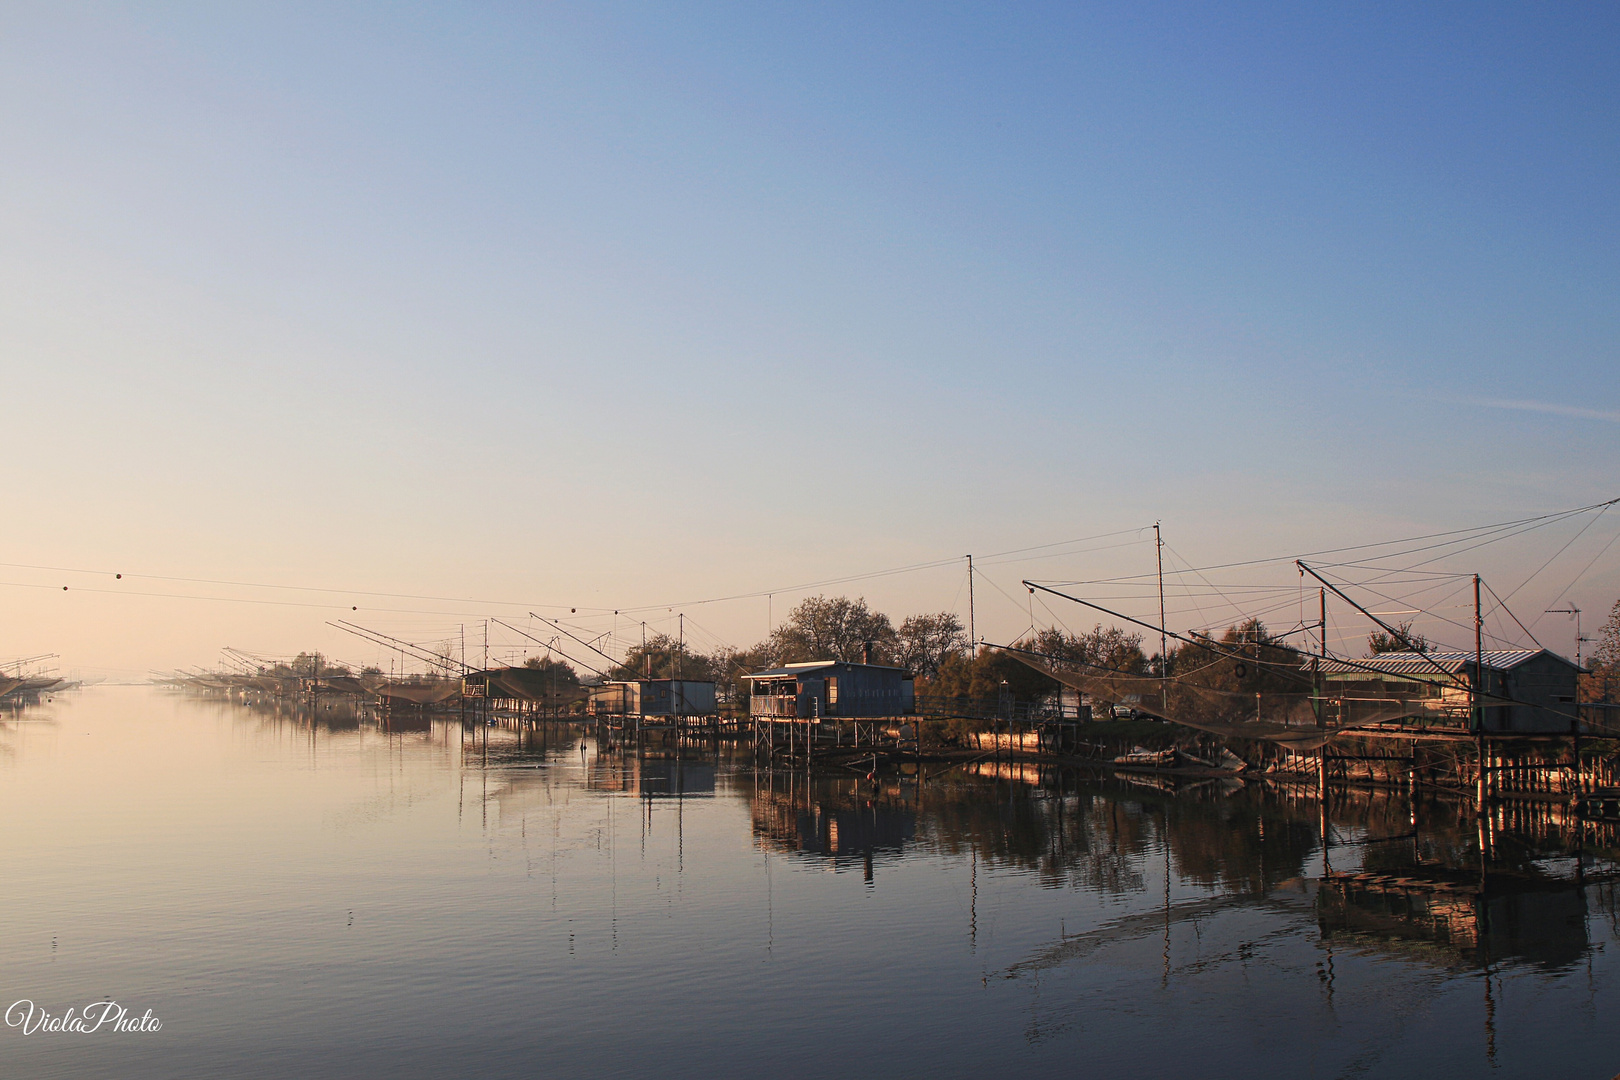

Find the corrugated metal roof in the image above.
[
  {"left": 747, "top": 663, "right": 836, "bottom": 679},
  {"left": 1314, "top": 649, "right": 1551, "bottom": 676},
  {"left": 745, "top": 660, "right": 908, "bottom": 678}
]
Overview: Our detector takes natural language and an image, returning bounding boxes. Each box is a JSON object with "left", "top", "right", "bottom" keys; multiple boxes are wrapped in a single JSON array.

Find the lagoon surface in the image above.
[{"left": 1, "top": 686, "right": 1617, "bottom": 1079}]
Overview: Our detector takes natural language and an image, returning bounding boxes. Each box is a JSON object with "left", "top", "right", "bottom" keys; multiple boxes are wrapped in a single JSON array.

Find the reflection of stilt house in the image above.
[
  {"left": 745, "top": 661, "right": 914, "bottom": 719},
  {"left": 587, "top": 679, "right": 717, "bottom": 718},
  {"left": 1316, "top": 649, "right": 1583, "bottom": 734},
  {"left": 1318, "top": 869, "right": 1588, "bottom": 969}
]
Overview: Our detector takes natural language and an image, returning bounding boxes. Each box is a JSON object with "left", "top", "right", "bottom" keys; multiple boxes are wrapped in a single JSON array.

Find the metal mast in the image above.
[
  {"left": 967, "top": 555, "right": 976, "bottom": 657},
  {"left": 1545, "top": 605, "right": 1584, "bottom": 667},
  {"left": 1154, "top": 524, "right": 1168, "bottom": 675}
]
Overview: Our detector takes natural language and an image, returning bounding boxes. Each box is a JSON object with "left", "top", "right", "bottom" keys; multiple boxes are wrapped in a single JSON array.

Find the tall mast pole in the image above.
[
  {"left": 1319, "top": 588, "right": 1327, "bottom": 658},
  {"left": 1475, "top": 574, "right": 1486, "bottom": 819},
  {"left": 1154, "top": 524, "right": 1168, "bottom": 674},
  {"left": 1545, "top": 605, "right": 1583, "bottom": 667},
  {"left": 1474, "top": 574, "right": 1484, "bottom": 721},
  {"left": 1313, "top": 585, "right": 1326, "bottom": 729},
  {"left": 967, "top": 555, "right": 976, "bottom": 658}
]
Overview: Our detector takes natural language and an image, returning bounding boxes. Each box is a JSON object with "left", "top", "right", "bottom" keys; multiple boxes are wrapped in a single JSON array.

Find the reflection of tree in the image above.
[
  {"left": 748, "top": 774, "right": 915, "bottom": 873},
  {"left": 921, "top": 783, "right": 1154, "bottom": 895},
  {"left": 1165, "top": 791, "right": 1319, "bottom": 894},
  {"left": 745, "top": 768, "right": 1337, "bottom": 900}
]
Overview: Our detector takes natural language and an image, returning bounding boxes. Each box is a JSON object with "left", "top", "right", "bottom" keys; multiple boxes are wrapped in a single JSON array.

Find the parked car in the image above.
[{"left": 1110, "top": 703, "right": 1138, "bottom": 720}]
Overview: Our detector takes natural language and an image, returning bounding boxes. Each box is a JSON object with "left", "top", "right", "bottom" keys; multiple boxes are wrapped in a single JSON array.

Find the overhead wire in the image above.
[{"left": 1499, "top": 502, "right": 1613, "bottom": 604}]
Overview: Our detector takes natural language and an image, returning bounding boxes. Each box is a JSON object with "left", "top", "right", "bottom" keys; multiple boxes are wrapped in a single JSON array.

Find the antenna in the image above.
[{"left": 1545, "top": 605, "right": 1586, "bottom": 668}]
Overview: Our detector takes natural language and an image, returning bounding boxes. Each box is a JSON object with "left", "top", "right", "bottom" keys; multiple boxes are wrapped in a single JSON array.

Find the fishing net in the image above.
[
  {"left": 360, "top": 676, "right": 462, "bottom": 705},
  {"left": 1010, "top": 653, "right": 1431, "bottom": 751},
  {"left": 479, "top": 667, "right": 589, "bottom": 706}
]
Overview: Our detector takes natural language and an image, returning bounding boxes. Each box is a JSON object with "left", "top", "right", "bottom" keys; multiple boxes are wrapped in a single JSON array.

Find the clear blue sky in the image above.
[{"left": 2, "top": 2, "right": 1617, "bottom": 672}]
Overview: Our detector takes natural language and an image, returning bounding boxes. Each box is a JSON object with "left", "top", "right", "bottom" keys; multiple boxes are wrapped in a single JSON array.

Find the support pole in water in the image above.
[{"left": 1319, "top": 744, "right": 1329, "bottom": 879}]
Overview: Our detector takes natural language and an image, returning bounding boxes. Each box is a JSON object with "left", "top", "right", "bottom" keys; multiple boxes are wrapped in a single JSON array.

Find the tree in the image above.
[
  {"left": 523, "top": 654, "right": 580, "bottom": 688},
  {"left": 429, "top": 639, "right": 461, "bottom": 676},
  {"left": 273, "top": 652, "right": 350, "bottom": 677},
  {"left": 709, "top": 643, "right": 775, "bottom": 705},
  {"left": 610, "top": 634, "right": 717, "bottom": 682},
  {"left": 1368, "top": 620, "right": 1429, "bottom": 654},
  {"left": 896, "top": 612, "right": 967, "bottom": 678},
  {"left": 1583, "top": 599, "right": 1620, "bottom": 704},
  {"left": 1030, "top": 624, "right": 1148, "bottom": 674},
  {"left": 925, "top": 642, "right": 1059, "bottom": 705},
  {"left": 770, "top": 595, "right": 897, "bottom": 665},
  {"left": 1162, "top": 619, "right": 1302, "bottom": 696}
]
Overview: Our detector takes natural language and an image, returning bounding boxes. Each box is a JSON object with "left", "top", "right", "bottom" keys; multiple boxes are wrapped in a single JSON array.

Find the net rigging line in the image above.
[
  {"left": 1499, "top": 501, "right": 1613, "bottom": 604},
  {"left": 1036, "top": 498, "right": 1618, "bottom": 589},
  {"left": 0, "top": 526, "right": 1139, "bottom": 619},
  {"left": 1538, "top": 524, "right": 1620, "bottom": 621},
  {"left": 1480, "top": 579, "right": 1546, "bottom": 652},
  {"left": 610, "top": 526, "right": 1156, "bottom": 615}
]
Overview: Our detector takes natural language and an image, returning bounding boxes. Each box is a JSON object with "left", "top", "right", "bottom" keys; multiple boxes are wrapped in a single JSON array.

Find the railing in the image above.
[
  {"left": 911, "top": 693, "right": 1088, "bottom": 723},
  {"left": 752, "top": 695, "right": 799, "bottom": 718}
]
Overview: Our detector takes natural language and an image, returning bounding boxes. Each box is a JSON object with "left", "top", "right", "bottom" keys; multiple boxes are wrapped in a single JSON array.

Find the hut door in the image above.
[
  {"left": 825, "top": 677, "right": 839, "bottom": 716},
  {"left": 802, "top": 678, "right": 823, "bottom": 717}
]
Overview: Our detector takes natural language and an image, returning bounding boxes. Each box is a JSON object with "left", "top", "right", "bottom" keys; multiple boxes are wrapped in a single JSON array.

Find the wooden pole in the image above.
[
  {"left": 1475, "top": 575, "right": 1487, "bottom": 818},
  {"left": 1155, "top": 523, "right": 1168, "bottom": 687},
  {"left": 967, "top": 555, "right": 976, "bottom": 657}
]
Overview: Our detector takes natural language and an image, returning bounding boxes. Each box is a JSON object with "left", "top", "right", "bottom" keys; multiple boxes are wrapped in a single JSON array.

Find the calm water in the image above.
[{"left": 1, "top": 687, "right": 1616, "bottom": 1079}]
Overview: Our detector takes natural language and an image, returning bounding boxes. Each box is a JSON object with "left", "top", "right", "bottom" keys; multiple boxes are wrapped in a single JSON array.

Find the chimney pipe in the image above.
[{"left": 863, "top": 641, "right": 872, "bottom": 665}]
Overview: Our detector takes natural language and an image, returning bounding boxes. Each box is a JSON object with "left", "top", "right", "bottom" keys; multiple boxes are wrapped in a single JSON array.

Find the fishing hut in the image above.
[
  {"left": 463, "top": 667, "right": 588, "bottom": 719},
  {"left": 1316, "top": 649, "right": 1583, "bottom": 734},
  {"left": 747, "top": 661, "right": 914, "bottom": 719},
  {"left": 589, "top": 683, "right": 716, "bottom": 725},
  {"left": 745, "top": 660, "right": 916, "bottom": 760},
  {"left": 1309, "top": 648, "right": 1594, "bottom": 809}
]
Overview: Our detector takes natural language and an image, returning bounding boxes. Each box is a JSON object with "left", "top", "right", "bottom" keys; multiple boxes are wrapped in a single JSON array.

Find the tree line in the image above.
[{"left": 526, "top": 594, "right": 1322, "bottom": 709}]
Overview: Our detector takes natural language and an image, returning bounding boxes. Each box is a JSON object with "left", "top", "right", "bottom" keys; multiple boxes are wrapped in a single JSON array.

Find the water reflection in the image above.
[
  {"left": 228, "top": 694, "right": 1619, "bottom": 977},
  {"left": 1318, "top": 870, "right": 1591, "bottom": 970},
  {"left": 8, "top": 689, "right": 1611, "bottom": 1079}
]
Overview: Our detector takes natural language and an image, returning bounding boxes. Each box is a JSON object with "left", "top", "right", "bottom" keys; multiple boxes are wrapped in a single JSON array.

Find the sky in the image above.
[{"left": 1, "top": 1, "right": 1617, "bottom": 677}]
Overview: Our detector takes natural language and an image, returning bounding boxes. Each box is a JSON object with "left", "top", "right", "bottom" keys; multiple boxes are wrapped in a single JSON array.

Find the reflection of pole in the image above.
[
  {"left": 1161, "top": 819, "right": 1171, "bottom": 989},
  {"left": 969, "top": 844, "right": 977, "bottom": 951},
  {"left": 1320, "top": 748, "right": 1331, "bottom": 878},
  {"left": 1482, "top": 964, "right": 1497, "bottom": 1066},
  {"left": 1409, "top": 738, "right": 1420, "bottom": 863}
]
